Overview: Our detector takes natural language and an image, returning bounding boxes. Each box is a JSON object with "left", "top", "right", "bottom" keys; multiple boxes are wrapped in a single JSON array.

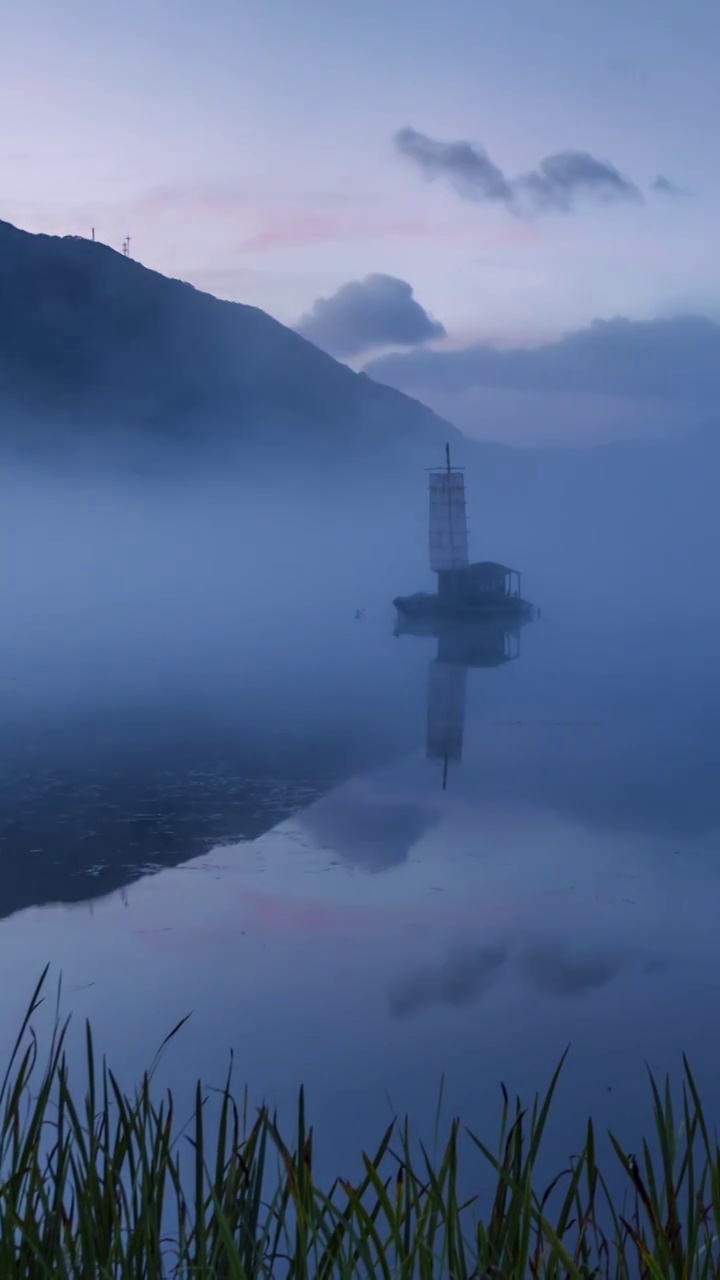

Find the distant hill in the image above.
[
  {"left": 0, "top": 219, "right": 459, "bottom": 467},
  {"left": 3, "top": 219, "right": 720, "bottom": 622}
]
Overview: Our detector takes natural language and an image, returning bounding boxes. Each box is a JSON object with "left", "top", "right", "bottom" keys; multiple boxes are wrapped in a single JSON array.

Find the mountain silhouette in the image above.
[{"left": 0, "top": 219, "right": 458, "bottom": 466}]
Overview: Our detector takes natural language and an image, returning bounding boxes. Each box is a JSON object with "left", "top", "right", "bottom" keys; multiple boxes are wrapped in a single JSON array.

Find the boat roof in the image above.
[{"left": 466, "top": 560, "right": 519, "bottom": 576}]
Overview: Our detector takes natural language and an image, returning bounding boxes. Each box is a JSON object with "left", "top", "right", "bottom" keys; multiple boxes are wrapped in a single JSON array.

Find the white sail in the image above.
[
  {"left": 426, "top": 658, "right": 467, "bottom": 763},
  {"left": 428, "top": 471, "right": 469, "bottom": 572}
]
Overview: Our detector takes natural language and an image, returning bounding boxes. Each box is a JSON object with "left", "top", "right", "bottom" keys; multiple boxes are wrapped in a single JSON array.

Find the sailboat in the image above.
[{"left": 393, "top": 445, "right": 534, "bottom": 623}]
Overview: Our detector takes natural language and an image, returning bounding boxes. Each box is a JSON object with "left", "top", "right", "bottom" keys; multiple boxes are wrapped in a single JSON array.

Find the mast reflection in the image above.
[{"left": 395, "top": 616, "right": 526, "bottom": 789}]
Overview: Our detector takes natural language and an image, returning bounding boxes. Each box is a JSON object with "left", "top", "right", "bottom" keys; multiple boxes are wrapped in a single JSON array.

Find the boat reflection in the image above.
[{"left": 395, "top": 616, "right": 526, "bottom": 789}]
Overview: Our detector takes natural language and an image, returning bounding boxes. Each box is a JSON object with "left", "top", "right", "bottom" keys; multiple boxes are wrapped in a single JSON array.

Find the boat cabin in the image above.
[{"left": 437, "top": 561, "right": 522, "bottom": 605}]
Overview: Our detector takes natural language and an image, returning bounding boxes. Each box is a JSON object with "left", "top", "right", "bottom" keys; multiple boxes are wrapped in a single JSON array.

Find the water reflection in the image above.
[
  {"left": 521, "top": 942, "right": 626, "bottom": 998},
  {"left": 3, "top": 614, "right": 720, "bottom": 1189},
  {"left": 390, "top": 944, "right": 509, "bottom": 1018},
  {"left": 299, "top": 782, "right": 437, "bottom": 873},
  {"left": 0, "top": 624, "right": 425, "bottom": 919},
  {"left": 295, "top": 620, "right": 528, "bottom": 868},
  {"left": 394, "top": 616, "right": 525, "bottom": 789},
  {"left": 389, "top": 939, "right": 629, "bottom": 1020}
]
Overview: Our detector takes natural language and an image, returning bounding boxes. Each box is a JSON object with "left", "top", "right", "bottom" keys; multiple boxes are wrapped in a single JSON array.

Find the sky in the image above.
[{"left": 3, "top": 0, "right": 720, "bottom": 445}]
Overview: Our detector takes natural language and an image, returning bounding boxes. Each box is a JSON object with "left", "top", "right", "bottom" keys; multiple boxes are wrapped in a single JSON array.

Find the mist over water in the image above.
[{"left": 1, "top": 440, "right": 720, "bottom": 1183}]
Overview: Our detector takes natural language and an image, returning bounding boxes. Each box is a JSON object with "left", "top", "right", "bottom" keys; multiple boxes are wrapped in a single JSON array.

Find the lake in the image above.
[{"left": 1, "top": 601, "right": 719, "bottom": 1187}]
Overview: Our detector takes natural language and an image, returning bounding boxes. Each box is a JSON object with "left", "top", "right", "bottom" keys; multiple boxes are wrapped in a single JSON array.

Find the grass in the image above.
[{"left": 1, "top": 968, "right": 719, "bottom": 1278}]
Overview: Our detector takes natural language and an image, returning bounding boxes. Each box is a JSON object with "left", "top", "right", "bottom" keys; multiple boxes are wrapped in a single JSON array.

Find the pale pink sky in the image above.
[
  {"left": 3, "top": 0, "right": 720, "bottom": 441},
  {"left": 3, "top": 0, "right": 719, "bottom": 336}
]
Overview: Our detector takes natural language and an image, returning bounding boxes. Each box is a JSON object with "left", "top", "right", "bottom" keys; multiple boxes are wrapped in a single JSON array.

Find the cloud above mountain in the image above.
[
  {"left": 368, "top": 315, "right": 720, "bottom": 399},
  {"left": 366, "top": 315, "right": 720, "bottom": 445},
  {"left": 296, "top": 273, "right": 446, "bottom": 357},
  {"left": 394, "top": 127, "right": 644, "bottom": 216}
]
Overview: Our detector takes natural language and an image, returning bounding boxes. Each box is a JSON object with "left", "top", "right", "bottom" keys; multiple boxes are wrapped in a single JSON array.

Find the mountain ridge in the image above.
[{"left": 0, "top": 218, "right": 461, "bottom": 466}]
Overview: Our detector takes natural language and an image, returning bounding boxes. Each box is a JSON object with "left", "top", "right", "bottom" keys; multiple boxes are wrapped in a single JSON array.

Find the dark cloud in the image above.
[
  {"left": 652, "top": 174, "right": 691, "bottom": 198},
  {"left": 296, "top": 273, "right": 445, "bottom": 358},
  {"left": 394, "top": 129, "right": 513, "bottom": 206},
  {"left": 390, "top": 939, "right": 629, "bottom": 1020},
  {"left": 367, "top": 315, "right": 720, "bottom": 403},
  {"left": 308, "top": 798, "right": 432, "bottom": 871},
  {"left": 394, "top": 127, "right": 643, "bottom": 216},
  {"left": 390, "top": 944, "right": 507, "bottom": 1019},
  {"left": 516, "top": 151, "right": 642, "bottom": 213},
  {"left": 300, "top": 783, "right": 439, "bottom": 872},
  {"left": 519, "top": 943, "right": 625, "bottom": 998}
]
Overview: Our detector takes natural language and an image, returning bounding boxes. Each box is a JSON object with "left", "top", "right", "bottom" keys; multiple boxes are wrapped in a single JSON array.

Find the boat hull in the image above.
[{"left": 393, "top": 592, "right": 534, "bottom": 622}]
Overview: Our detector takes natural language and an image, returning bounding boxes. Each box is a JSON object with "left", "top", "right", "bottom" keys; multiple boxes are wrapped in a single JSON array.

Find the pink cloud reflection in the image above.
[{"left": 132, "top": 883, "right": 518, "bottom": 952}]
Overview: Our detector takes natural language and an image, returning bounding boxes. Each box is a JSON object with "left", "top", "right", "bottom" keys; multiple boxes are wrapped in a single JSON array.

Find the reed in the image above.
[{"left": 0, "top": 966, "right": 718, "bottom": 1278}]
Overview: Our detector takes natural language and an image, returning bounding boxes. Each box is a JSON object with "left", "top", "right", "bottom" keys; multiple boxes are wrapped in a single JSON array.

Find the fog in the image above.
[
  {"left": 1, "top": 410, "right": 718, "bottom": 723},
  {"left": 0, "top": 455, "right": 413, "bottom": 708},
  {"left": 2, "top": 417, "right": 720, "bottom": 1182},
  {"left": 0, "top": 443, "right": 435, "bottom": 918},
  {"left": 0, "top": 415, "right": 716, "bottom": 921}
]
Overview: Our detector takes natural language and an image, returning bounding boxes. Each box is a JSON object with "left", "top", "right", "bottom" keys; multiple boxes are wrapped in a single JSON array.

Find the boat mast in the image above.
[
  {"left": 445, "top": 442, "right": 455, "bottom": 568},
  {"left": 428, "top": 444, "right": 468, "bottom": 575}
]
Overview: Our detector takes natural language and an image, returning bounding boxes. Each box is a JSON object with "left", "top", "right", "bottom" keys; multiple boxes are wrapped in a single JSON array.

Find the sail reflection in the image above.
[{"left": 395, "top": 616, "right": 526, "bottom": 789}]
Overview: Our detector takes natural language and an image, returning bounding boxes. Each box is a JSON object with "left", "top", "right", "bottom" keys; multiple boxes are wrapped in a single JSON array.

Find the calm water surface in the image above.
[{"left": 1, "top": 606, "right": 719, "bottom": 1180}]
